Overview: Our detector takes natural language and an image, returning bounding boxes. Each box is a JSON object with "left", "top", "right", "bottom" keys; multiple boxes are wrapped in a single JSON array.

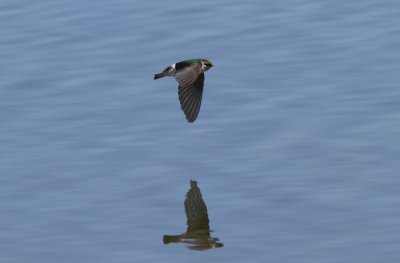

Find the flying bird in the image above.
[{"left": 154, "top": 59, "right": 214, "bottom": 123}]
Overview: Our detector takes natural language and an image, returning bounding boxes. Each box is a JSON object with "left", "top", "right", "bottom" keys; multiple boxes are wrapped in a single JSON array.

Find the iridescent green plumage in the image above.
[{"left": 183, "top": 59, "right": 213, "bottom": 66}]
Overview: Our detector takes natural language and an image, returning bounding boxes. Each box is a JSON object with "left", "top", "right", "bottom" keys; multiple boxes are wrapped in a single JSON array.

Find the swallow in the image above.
[{"left": 154, "top": 59, "right": 214, "bottom": 123}]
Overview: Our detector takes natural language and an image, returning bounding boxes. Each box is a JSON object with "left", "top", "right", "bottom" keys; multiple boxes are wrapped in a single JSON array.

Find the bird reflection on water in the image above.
[{"left": 163, "top": 180, "right": 223, "bottom": 250}]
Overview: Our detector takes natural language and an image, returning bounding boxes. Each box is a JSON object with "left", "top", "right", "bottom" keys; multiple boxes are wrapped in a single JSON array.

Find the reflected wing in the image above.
[
  {"left": 178, "top": 73, "right": 204, "bottom": 123},
  {"left": 184, "top": 180, "right": 210, "bottom": 232},
  {"left": 163, "top": 180, "right": 223, "bottom": 250}
]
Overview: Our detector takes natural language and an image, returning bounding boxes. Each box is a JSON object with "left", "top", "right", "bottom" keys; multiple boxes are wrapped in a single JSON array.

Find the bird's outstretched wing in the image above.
[
  {"left": 184, "top": 180, "right": 210, "bottom": 232},
  {"left": 178, "top": 73, "right": 204, "bottom": 123},
  {"left": 174, "top": 63, "right": 202, "bottom": 87}
]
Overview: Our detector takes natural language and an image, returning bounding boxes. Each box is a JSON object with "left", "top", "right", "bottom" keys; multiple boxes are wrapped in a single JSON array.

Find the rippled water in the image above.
[{"left": 1, "top": 0, "right": 400, "bottom": 262}]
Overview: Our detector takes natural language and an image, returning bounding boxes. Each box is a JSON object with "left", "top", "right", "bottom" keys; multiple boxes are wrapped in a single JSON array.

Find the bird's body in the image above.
[{"left": 154, "top": 59, "right": 214, "bottom": 123}]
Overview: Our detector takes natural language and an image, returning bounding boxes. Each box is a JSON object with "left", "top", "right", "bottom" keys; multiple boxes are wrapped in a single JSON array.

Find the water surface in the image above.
[{"left": 1, "top": 0, "right": 400, "bottom": 262}]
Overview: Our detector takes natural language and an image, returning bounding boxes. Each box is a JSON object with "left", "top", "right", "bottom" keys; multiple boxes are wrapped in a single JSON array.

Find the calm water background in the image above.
[{"left": 1, "top": 0, "right": 400, "bottom": 262}]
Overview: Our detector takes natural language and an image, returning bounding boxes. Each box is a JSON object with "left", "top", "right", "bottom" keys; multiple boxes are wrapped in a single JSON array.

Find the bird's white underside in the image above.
[{"left": 169, "top": 63, "right": 176, "bottom": 77}]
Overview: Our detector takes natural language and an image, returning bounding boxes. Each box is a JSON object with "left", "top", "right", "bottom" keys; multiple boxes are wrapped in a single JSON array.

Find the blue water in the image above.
[{"left": 1, "top": 0, "right": 400, "bottom": 262}]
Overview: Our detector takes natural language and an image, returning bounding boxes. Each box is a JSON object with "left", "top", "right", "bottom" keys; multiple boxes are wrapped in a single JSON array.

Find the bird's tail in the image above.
[
  {"left": 154, "top": 72, "right": 168, "bottom": 80},
  {"left": 154, "top": 66, "right": 174, "bottom": 80}
]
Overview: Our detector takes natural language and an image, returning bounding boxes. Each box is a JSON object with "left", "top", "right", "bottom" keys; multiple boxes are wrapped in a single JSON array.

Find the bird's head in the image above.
[{"left": 201, "top": 59, "right": 214, "bottom": 71}]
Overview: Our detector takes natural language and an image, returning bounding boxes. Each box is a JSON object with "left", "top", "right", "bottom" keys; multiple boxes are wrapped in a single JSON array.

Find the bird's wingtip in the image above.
[{"left": 190, "top": 180, "right": 198, "bottom": 187}]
